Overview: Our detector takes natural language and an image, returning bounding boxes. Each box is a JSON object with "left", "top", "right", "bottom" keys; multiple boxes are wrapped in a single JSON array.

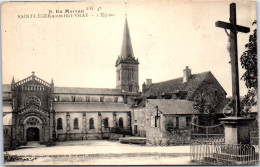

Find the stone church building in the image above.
[
  {"left": 3, "top": 18, "right": 140, "bottom": 150},
  {"left": 3, "top": 17, "right": 228, "bottom": 149}
]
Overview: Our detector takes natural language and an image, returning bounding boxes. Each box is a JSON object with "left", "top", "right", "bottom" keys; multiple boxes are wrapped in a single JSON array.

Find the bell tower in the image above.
[{"left": 115, "top": 17, "right": 139, "bottom": 92}]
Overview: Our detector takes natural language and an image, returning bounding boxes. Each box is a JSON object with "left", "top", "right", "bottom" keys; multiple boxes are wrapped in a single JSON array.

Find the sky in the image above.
[{"left": 1, "top": 0, "right": 257, "bottom": 96}]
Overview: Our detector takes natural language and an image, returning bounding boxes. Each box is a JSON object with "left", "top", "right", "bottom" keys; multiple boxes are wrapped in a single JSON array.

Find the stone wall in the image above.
[
  {"left": 3, "top": 125, "right": 12, "bottom": 151},
  {"left": 146, "top": 127, "right": 191, "bottom": 146}
]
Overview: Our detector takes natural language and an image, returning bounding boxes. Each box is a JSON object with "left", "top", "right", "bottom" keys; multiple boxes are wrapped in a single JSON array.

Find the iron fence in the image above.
[{"left": 191, "top": 139, "right": 259, "bottom": 165}]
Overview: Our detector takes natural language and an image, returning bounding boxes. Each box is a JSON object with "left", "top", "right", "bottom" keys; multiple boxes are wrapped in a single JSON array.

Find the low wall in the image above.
[
  {"left": 4, "top": 126, "right": 12, "bottom": 151},
  {"left": 146, "top": 128, "right": 191, "bottom": 146},
  {"left": 56, "top": 132, "right": 126, "bottom": 141},
  {"left": 56, "top": 133, "right": 102, "bottom": 141}
]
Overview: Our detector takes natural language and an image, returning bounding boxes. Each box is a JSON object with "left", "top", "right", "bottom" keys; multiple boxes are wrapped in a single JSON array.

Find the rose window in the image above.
[{"left": 25, "top": 96, "right": 41, "bottom": 107}]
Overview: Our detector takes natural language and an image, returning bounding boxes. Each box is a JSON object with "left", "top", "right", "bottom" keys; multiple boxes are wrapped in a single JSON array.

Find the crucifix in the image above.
[{"left": 215, "top": 3, "right": 250, "bottom": 117}]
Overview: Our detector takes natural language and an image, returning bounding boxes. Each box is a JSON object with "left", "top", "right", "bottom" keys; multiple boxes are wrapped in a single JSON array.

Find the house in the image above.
[
  {"left": 132, "top": 99, "right": 202, "bottom": 145},
  {"left": 132, "top": 66, "right": 228, "bottom": 145}
]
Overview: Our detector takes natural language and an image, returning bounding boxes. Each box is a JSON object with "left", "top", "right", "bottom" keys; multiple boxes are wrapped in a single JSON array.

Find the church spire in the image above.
[
  {"left": 11, "top": 76, "right": 15, "bottom": 84},
  {"left": 120, "top": 17, "right": 134, "bottom": 59}
]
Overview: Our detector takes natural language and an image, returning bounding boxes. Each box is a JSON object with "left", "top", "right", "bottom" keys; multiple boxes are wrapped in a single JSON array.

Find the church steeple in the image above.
[
  {"left": 115, "top": 16, "right": 139, "bottom": 93},
  {"left": 120, "top": 17, "right": 134, "bottom": 59},
  {"left": 11, "top": 76, "right": 15, "bottom": 84}
]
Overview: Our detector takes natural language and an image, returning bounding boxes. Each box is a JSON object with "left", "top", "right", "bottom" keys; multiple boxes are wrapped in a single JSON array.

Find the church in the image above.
[
  {"left": 3, "top": 18, "right": 140, "bottom": 150},
  {"left": 3, "top": 17, "right": 228, "bottom": 150}
]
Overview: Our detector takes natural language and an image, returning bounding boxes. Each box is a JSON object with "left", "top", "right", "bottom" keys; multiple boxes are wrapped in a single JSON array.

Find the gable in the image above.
[{"left": 12, "top": 75, "right": 52, "bottom": 90}]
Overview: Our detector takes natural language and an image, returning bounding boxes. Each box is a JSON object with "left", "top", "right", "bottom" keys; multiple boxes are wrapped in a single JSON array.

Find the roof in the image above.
[
  {"left": 3, "top": 113, "right": 12, "bottom": 125},
  {"left": 3, "top": 102, "right": 12, "bottom": 113},
  {"left": 121, "top": 17, "right": 134, "bottom": 59},
  {"left": 2, "top": 84, "right": 11, "bottom": 93},
  {"left": 2, "top": 83, "right": 122, "bottom": 95},
  {"left": 145, "top": 72, "right": 213, "bottom": 99},
  {"left": 54, "top": 87, "right": 122, "bottom": 95},
  {"left": 53, "top": 102, "right": 131, "bottom": 112},
  {"left": 147, "top": 99, "right": 200, "bottom": 115}
]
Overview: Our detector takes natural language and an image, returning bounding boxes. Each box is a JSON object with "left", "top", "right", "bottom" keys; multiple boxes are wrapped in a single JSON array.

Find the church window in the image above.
[
  {"left": 104, "top": 117, "right": 109, "bottom": 128},
  {"left": 4, "top": 128, "right": 8, "bottom": 135},
  {"left": 54, "top": 96, "right": 60, "bottom": 102},
  {"left": 86, "top": 96, "right": 90, "bottom": 102},
  {"left": 89, "top": 118, "right": 94, "bottom": 129},
  {"left": 74, "top": 118, "right": 79, "bottom": 129},
  {"left": 114, "top": 97, "right": 118, "bottom": 102},
  {"left": 129, "top": 85, "right": 133, "bottom": 92},
  {"left": 71, "top": 96, "right": 76, "bottom": 102},
  {"left": 25, "top": 96, "right": 41, "bottom": 107},
  {"left": 119, "top": 117, "right": 123, "bottom": 128},
  {"left": 100, "top": 96, "right": 104, "bottom": 102},
  {"left": 127, "top": 69, "right": 132, "bottom": 81},
  {"left": 57, "top": 118, "right": 63, "bottom": 130},
  {"left": 118, "top": 70, "right": 121, "bottom": 80},
  {"left": 26, "top": 117, "right": 41, "bottom": 125}
]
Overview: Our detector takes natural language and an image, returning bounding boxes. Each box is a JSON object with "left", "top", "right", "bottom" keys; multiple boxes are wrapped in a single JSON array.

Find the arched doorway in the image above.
[
  {"left": 26, "top": 127, "right": 39, "bottom": 141},
  {"left": 23, "top": 116, "right": 43, "bottom": 143}
]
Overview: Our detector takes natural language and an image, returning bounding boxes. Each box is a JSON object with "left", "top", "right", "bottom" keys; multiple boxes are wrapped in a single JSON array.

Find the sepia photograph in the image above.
[{"left": 1, "top": 0, "right": 258, "bottom": 165}]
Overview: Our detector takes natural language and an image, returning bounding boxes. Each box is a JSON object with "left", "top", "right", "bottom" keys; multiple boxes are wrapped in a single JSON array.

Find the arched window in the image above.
[
  {"left": 129, "top": 85, "right": 133, "bottom": 92},
  {"left": 117, "top": 70, "right": 121, "bottom": 80},
  {"left": 4, "top": 128, "right": 8, "bottom": 135},
  {"left": 57, "top": 118, "right": 63, "bottom": 130},
  {"left": 74, "top": 118, "right": 79, "bottom": 129},
  {"left": 89, "top": 118, "right": 94, "bottom": 129},
  {"left": 119, "top": 117, "right": 123, "bottom": 128},
  {"left": 104, "top": 117, "right": 109, "bottom": 128}
]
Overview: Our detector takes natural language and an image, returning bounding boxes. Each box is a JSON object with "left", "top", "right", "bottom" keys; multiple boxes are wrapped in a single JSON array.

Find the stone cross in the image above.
[{"left": 215, "top": 3, "right": 250, "bottom": 117}]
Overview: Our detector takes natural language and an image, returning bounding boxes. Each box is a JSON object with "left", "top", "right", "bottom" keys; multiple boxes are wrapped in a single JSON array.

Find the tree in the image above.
[
  {"left": 193, "top": 93, "right": 216, "bottom": 114},
  {"left": 240, "top": 21, "right": 258, "bottom": 115},
  {"left": 240, "top": 21, "right": 257, "bottom": 89}
]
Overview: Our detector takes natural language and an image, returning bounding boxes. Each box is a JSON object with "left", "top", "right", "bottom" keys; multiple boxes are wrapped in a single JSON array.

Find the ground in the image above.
[{"left": 4, "top": 140, "right": 191, "bottom": 165}]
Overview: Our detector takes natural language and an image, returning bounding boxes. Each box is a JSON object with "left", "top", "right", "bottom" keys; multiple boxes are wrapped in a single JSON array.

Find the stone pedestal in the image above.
[
  {"left": 216, "top": 116, "right": 257, "bottom": 164},
  {"left": 220, "top": 116, "right": 255, "bottom": 144}
]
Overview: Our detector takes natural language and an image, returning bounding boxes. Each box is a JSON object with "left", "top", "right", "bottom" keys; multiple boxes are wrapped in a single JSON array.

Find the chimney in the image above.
[
  {"left": 142, "top": 82, "right": 147, "bottom": 93},
  {"left": 183, "top": 66, "right": 191, "bottom": 83},
  {"left": 146, "top": 79, "right": 152, "bottom": 88}
]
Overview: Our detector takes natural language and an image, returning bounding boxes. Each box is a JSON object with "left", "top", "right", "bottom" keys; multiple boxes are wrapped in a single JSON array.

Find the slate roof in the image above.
[
  {"left": 54, "top": 87, "right": 122, "bottom": 95},
  {"left": 2, "top": 84, "right": 11, "bottom": 93},
  {"left": 53, "top": 102, "right": 131, "bottom": 112},
  {"left": 145, "top": 72, "right": 213, "bottom": 99},
  {"left": 121, "top": 17, "right": 134, "bottom": 59},
  {"left": 147, "top": 99, "right": 200, "bottom": 115},
  {"left": 3, "top": 102, "right": 12, "bottom": 113},
  {"left": 1, "top": 84, "right": 122, "bottom": 95}
]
